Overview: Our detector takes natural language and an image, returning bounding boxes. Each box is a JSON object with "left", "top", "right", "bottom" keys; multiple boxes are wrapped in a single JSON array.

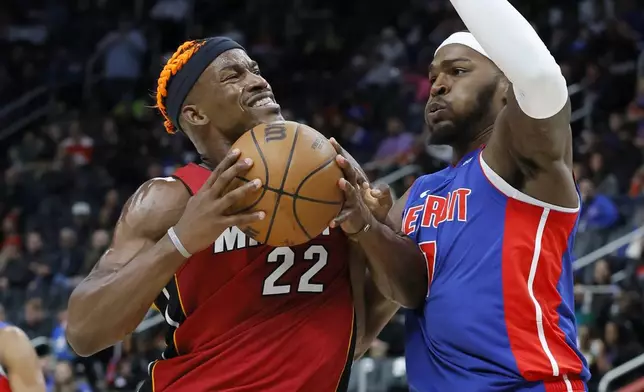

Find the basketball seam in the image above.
[
  {"left": 229, "top": 175, "right": 269, "bottom": 213},
  {"left": 235, "top": 177, "right": 343, "bottom": 205},
  {"left": 293, "top": 155, "right": 341, "bottom": 201},
  {"left": 249, "top": 129, "right": 272, "bottom": 243},
  {"left": 291, "top": 156, "right": 339, "bottom": 240},
  {"left": 263, "top": 124, "right": 300, "bottom": 245}
]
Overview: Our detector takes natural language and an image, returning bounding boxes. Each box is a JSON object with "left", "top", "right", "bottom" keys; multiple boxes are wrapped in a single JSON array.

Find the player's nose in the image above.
[
  {"left": 246, "top": 72, "right": 270, "bottom": 92},
  {"left": 430, "top": 74, "right": 450, "bottom": 97}
]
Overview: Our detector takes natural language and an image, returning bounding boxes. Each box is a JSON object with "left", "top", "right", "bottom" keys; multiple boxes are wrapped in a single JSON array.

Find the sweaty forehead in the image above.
[{"left": 211, "top": 49, "right": 254, "bottom": 71}]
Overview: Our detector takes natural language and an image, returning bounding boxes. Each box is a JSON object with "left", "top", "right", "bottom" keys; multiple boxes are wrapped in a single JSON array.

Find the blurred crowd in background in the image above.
[{"left": 1, "top": 0, "right": 644, "bottom": 391}]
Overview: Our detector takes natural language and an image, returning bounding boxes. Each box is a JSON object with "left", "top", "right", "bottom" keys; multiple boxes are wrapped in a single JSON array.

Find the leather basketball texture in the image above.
[{"left": 226, "top": 121, "right": 344, "bottom": 247}]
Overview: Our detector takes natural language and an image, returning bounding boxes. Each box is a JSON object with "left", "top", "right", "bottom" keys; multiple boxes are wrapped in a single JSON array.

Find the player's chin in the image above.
[
  {"left": 427, "top": 121, "right": 457, "bottom": 146},
  {"left": 252, "top": 108, "right": 284, "bottom": 126}
]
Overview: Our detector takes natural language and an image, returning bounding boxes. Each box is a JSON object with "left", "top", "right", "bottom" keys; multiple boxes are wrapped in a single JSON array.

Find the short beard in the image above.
[{"left": 427, "top": 80, "right": 499, "bottom": 148}]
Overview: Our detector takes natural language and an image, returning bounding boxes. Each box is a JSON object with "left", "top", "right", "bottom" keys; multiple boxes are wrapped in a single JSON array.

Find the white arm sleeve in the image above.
[{"left": 450, "top": 0, "right": 569, "bottom": 119}]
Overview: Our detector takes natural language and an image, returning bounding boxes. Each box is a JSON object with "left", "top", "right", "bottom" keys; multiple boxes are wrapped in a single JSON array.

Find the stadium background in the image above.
[{"left": 1, "top": 0, "right": 644, "bottom": 391}]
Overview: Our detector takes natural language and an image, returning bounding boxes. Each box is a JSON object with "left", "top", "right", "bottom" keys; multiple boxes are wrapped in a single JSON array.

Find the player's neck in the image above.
[
  {"left": 451, "top": 125, "right": 494, "bottom": 165},
  {"left": 200, "top": 133, "right": 234, "bottom": 170}
]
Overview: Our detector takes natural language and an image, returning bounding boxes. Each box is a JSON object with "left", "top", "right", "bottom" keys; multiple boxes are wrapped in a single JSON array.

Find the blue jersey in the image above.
[{"left": 402, "top": 148, "right": 590, "bottom": 392}]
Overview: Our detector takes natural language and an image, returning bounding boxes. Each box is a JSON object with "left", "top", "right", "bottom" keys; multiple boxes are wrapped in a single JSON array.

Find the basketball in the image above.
[{"left": 226, "top": 121, "right": 344, "bottom": 247}]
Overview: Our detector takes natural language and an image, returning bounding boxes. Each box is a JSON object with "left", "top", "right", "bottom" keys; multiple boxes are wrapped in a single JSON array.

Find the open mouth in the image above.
[
  {"left": 251, "top": 97, "right": 275, "bottom": 107},
  {"left": 247, "top": 92, "right": 279, "bottom": 109}
]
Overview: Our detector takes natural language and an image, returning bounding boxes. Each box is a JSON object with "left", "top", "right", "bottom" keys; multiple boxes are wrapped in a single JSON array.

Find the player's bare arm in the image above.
[
  {"left": 0, "top": 326, "right": 45, "bottom": 392},
  {"left": 331, "top": 150, "right": 427, "bottom": 308},
  {"left": 353, "top": 269, "right": 401, "bottom": 359},
  {"left": 328, "top": 139, "right": 401, "bottom": 355},
  {"left": 67, "top": 150, "right": 265, "bottom": 356},
  {"left": 452, "top": 0, "right": 578, "bottom": 208},
  {"left": 349, "top": 235, "right": 400, "bottom": 359}
]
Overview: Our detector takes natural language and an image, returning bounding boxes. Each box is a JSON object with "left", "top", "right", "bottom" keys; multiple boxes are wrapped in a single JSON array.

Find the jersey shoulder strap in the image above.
[{"left": 172, "top": 163, "right": 211, "bottom": 195}]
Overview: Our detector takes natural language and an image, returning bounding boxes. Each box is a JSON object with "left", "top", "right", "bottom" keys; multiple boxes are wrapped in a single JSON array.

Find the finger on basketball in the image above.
[
  {"left": 329, "top": 209, "right": 352, "bottom": 228},
  {"left": 225, "top": 211, "right": 266, "bottom": 226},
  {"left": 212, "top": 158, "right": 254, "bottom": 197},
  {"left": 329, "top": 137, "right": 343, "bottom": 154},
  {"left": 204, "top": 149, "right": 241, "bottom": 189},
  {"left": 335, "top": 156, "right": 358, "bottom": 185},
  {"left": 338, "top": 178, "right": 358, "bottom": 201},
  {"left": 220, "top": 179, "right": 262, "bottom": 209}
]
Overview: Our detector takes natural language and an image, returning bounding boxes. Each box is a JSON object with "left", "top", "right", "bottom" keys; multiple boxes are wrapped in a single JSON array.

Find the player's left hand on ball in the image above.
[{"left": 329, "top": 137, "right": 368, "bottom": 184}]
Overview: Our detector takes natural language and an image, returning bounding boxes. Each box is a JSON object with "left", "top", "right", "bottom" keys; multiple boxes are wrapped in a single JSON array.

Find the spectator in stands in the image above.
[
  {"left": 601, "top": 320, "right": 643, "bottom": 373},
  {"left": 110, "top": 360, "right": 138, "bottom": 391},
  {"left": 82, "top": 229, "right": 110, "bottom": 277},
  {"left": 2, "top": 168, "right": 26, "bottom": 213},
  {"left": 51, "top": 309, "right": 75, "bottom": 363},
  {"left": 0, "top": 235, "right": 32, "bottom": 294},
  {"left": 59, "top": 121, "right": 94, "bottom": 167},
  {"left": 588, "top": 151, "right": 619, "bottom": 197},
  {"left": 70, "top": 202, "right": 92, "bottom": 248},
  {"left": 99, "top": 189, "right": 121, "bottom": 229},
  {"left": 96, "top": 18, "right": 148, "bottom": 107},
  {"left": 614, "top": 290, "right": 644, "bottom": 345},
  {"left": 51, "top": 228, "right": 84, "bottom": 288},
  {"left": 19, "top": 297, "right": 51, "bottom": 339},
  {"left": 341, "top": 115, "right": 374, "bottom": 164},
  {"left": 371, "top": 116, "right": 416, "bottom": 170},
  {"left": 377, "top": 28, "right": 406, "bottom": 65},
  {"left": 579, "top": 178, "right": 620, "bottom": 231},
  {"left": 48, "top": 360, "right": 91, "bottom": 392},
  {"left": 25, "top": 231, "right": 55, "bottom": 289}
]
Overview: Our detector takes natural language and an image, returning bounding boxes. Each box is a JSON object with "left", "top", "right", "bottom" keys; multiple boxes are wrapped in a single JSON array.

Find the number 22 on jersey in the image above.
[{"left": 262, "top": 246, "right": 328, "bottom": 296}]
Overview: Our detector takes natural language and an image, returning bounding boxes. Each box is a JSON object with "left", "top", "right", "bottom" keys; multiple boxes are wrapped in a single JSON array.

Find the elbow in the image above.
[
  {"left": 65, "top": 327, "right": 97, "bottom": 357},
  {"left": 66, "top": 289, "right": 103, "bottom": 357}
]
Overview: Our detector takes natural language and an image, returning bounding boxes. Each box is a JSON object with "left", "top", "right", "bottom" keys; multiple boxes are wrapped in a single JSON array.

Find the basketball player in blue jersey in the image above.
[
  {"left": 0, "top": 322, "right": 46, "bottom": 392},
  {"left": 330, "top": 0, "right": 591, "bottom": 390}
]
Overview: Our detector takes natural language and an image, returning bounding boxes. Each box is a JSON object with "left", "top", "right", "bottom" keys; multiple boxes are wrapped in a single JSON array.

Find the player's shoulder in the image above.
[
  {"left": 0, "top": 325, "right": 29, "bottom": 346},
  {"left": 119, "top": 177, "right": 190, "bottom": 238},
  {"left": 172, "top": 163, "right": 211, "bottom": 194},
  {"left": 407, "top": 167, "right": 451, "bottom": 200}
]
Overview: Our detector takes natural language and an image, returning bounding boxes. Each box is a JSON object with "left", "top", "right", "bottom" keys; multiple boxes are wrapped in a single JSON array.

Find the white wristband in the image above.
[{"left": 167, "top": 227, "right": 192, "bottom": 258}]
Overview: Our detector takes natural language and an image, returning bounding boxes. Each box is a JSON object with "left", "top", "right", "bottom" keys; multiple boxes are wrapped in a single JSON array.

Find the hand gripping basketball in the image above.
[
  {"left": 328, "top": 139, "right": 391, "bottom": 237},
  {"left": 172, "top": 149, "right": 266, "bottom": 255}
]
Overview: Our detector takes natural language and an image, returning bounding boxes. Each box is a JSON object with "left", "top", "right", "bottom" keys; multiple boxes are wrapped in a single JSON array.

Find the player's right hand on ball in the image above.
[{"left": 172, "top": 149, "right": 265, "bottom": 254}]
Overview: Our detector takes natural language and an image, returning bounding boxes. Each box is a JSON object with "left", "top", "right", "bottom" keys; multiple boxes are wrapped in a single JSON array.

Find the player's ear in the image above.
[
  {"left": 182, "top": 104, "right": 210, "bottom": 127},
  {"left": 498, "top": 76, "right": 509, "bottom": 105}
]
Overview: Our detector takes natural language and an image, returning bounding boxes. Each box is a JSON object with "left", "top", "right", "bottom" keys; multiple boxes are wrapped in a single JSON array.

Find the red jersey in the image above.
[
  {"left": 0, "top": 323, "right": 10, "bottom": 392},
  {"left": 0, "top": 370, "right": 8, "bottom": 392},
  {"left": 140, "top": 163, "right": 355, "bottom": 392}
]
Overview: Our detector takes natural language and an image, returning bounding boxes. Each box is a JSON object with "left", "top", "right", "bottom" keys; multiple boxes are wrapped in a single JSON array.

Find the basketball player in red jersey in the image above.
[
  {"left": 66, "top": 37, "right": 406, "bottom": 392},
  {"left": 0, "top": 322, "right": 46, "bottom": 392}
]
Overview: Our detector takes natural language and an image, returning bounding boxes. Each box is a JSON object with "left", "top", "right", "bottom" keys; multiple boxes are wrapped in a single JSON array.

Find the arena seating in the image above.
[{"left": 1, "top": 0, "right": 643, "bottom": 390}]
